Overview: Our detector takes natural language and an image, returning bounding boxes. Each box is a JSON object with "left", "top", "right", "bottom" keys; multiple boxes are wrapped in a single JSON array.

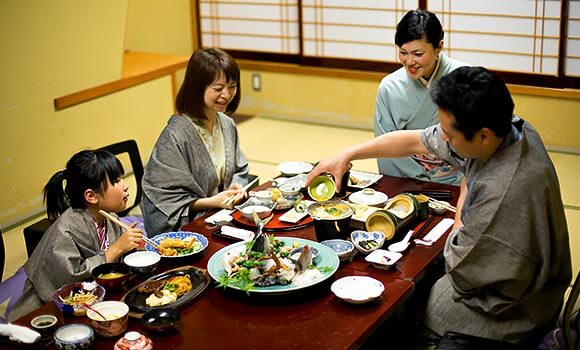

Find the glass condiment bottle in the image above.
[{"left": 114, "top": 331, "right": 153, "bottom": 350}]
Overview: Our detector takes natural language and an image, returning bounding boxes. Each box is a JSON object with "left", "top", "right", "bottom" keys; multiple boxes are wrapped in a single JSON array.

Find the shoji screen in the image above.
[
  {"left": 566, "top": 0, "right": 580, "bottom": 76},
  {"left": 302, "top": 0, "right": 419, "bottom": 62},
  {"left": 430, "top": 0, "right": 561, "bottom": 75},
  {"left": 199, "top": 0, "right": 300, "bottom": 54}
]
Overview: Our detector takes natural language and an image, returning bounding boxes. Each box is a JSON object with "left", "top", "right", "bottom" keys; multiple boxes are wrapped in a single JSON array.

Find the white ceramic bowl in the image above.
[
  {"left": 365, "top": 249, "right": 403, "bottom": 270},
  {"left": 54, "top": 323, "right": 94, "bottom": 349},
  {"left": 351, "top": 230, "right": 385, "bottom": 254},
  {"left": 331, "top": 276, "right": 385, "bottom": 304},
  {"left": 235, "top": 198, "right": 276, "bottom": 221},
  {"left": 86, "top": 301, "right": 129, "bottom": 337},
  {"left": 124, "top": 251, "right": 161, "bottom": 275}
]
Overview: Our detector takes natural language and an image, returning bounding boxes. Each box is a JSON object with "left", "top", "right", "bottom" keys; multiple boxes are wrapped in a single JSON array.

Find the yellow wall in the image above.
[
  {"left": 238, "top": 70, "right": 580, "bottom": 148},
  {"left": 0, "top": 0, "right": 191, "bottom": 227}
]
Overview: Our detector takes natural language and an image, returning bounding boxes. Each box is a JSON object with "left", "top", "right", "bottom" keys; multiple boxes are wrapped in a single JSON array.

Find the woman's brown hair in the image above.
[{"left": 175, "top": 48, "right": 241, "bottom": 121}]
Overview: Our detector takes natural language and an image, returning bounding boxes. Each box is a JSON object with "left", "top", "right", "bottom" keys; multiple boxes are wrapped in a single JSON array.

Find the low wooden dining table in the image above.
[{"left": 6, "top": 175, "right": 459, "bottom": 350}]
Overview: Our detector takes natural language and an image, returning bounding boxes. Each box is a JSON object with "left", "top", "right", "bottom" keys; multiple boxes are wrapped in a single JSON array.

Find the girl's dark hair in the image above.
[
  {"left": 175, "top": 47, "right": 241, "bottom": 121},
  {"left": 44, "top": 149, "right": 124, "bottom": 222},
  {"left": 395, "top": 9, "right": 444, "bottom": 48}
]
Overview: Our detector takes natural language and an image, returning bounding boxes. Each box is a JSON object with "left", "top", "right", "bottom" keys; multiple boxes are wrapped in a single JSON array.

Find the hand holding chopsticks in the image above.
[
  {"left": 222, "top": 176, "right": 259, "bottom": 207},
  {"left": 98, "top": 210, "right": 162, "bottom": 252}
]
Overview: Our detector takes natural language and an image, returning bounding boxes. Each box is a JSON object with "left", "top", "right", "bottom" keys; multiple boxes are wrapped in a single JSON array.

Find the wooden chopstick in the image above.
[
  {"left": 222, "top": 176, "right": 260, "bottom": 206},
  {"left": 98, "top": 209, "right": 161, "bottom": 250},
  {"left": 413, "top": 215, "right": 435, "bottom": 238}
]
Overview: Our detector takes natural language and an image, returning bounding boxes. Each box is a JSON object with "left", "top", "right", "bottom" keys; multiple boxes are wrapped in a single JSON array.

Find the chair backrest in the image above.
[
  {"left": 563, "top": 270, "right": 580, "bottom": 350},
  {"left": 99, "top": 140, "right": 144, "bottom": 217},
  {"left": 0, "top": 267, "right": 27, "bottom": 322}
]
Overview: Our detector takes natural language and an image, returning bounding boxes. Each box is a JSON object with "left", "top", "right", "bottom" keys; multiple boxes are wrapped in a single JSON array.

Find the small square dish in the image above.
[
  {"left": 279, "top": 200, "right": 314, "bottom": 223},
  {"left": 351, "top": 230, "right": 385, "bottom": 254},
  {"left": 331, "top": 276, "right": 384, "bottom": 304},
  {"left": 348, "top": 170, "right": 383, "bottom": 189},
  {"left": 365, "top": 249, "right": 403, "bottom": 270}
]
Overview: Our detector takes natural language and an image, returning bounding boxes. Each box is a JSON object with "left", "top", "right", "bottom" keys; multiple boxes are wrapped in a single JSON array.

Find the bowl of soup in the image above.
[
  {"left": 91, "top": 263, "right": 130, "bottom": 292},
  {"left": 307, "top": 200, "right": 353, "bottom": 241},
  {"left": 85, "top": 301, "right": 129, "bottom": 337}
]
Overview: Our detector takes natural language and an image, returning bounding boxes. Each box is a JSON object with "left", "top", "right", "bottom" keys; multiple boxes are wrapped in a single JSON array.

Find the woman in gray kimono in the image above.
[
  {"left": 10, "top": 150, "right": 144, "bottom": 321},
  {"left": 142, "top": 48, "right": 250, "bottom": 236},
  {"left": 375, "top": 10, "right": 467, "bottom": 184}
]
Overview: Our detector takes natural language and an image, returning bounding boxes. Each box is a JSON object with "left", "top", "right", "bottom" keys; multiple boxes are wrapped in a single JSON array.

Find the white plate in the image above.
[
  {"left": 365, "top": 249, "right": 403, "bottom": 270},
  {"left": 277, "top": 161, "right": 313, "bottom": 176},
  {"left": 279, "top": 200, "right": 315, "bottom": 223},
  {"left": 348, "top": 170, "right": 383, "bottom": 189},
  {"left": 348, "top": 189, "right": 388, "bottom": 206},
  {"left": 331, "top": 276, "right": 384, "bottom": 304}
]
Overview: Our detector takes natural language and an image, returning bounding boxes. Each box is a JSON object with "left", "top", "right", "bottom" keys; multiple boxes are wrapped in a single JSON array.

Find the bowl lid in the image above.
[{"left": 348, "top": 189, "right": 388, "bottom": 206}]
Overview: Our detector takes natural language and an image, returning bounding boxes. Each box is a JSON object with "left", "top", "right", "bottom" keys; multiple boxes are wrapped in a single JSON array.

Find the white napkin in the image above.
[
  {"left": 422, "top": 218, "right": 454, "bottom": 243},
  {"left": 220, "top": 226, "right": 255, "bottom": 241},
  {"left": 205, "top": 209, "right": 234, "bottom": 224},
  {"left": 0, "top": 323, "right": 41, "bottom": 344}
]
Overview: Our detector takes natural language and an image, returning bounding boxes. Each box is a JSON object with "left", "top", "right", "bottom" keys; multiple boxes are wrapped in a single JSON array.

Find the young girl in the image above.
[
  {"left": 142, "top": 48, "right": 250, "bottom": 236},
  {"left": 9, "top": 149, "right": 143, "bottom": 321}
]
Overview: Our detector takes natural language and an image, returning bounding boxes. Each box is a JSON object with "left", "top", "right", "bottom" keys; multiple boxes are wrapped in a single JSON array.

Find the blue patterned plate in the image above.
[{"left": 145, "top": 231, "right": 208, "bottom": 259}]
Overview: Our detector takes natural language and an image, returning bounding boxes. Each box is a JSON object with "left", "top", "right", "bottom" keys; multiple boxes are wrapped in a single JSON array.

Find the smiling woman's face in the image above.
[{"left": 398, "top": 37, "right": 442, "bottom": 81}]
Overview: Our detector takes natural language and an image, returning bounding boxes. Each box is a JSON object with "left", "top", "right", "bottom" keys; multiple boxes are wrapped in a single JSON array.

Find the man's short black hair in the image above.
[{"left": 431, "top": 66, "right": 514, "bottom": 141}]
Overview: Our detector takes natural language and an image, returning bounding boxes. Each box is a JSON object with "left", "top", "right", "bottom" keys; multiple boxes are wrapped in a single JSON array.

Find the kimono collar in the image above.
[
  {"left": 488, "top": 116, "right": 523, "bottom": 162},
  {"left": 419, "top": 53, "right": 442, "bottom": 88}
]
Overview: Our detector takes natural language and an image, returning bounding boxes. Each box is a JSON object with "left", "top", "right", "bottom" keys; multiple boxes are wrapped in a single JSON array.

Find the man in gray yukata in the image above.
[{"left": 307, "top": 66, "right": 571, "bottom": 343}]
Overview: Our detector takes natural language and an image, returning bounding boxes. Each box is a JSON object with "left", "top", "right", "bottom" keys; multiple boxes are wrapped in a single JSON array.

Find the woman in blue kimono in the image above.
[{"left": 375, "top": 9, "right": 467, "bottom": 184}]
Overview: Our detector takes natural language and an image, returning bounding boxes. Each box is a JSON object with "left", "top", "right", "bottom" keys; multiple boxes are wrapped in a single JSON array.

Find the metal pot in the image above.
[{"left": 307, "top": 200, "right": 353, "bottom": 241}]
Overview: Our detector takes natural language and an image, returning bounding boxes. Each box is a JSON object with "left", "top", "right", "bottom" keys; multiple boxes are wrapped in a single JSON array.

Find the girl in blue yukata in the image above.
[{"left": 10, "top": 149, "right": 144, "bottom": 321}]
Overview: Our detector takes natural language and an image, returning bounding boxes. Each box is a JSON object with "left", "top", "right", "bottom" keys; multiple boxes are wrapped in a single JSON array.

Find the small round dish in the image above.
[
  {"left": 348, "top": 188, "right": 389, "bottom": 206},
  {"left": 277, "top": 161, "right": 313, "bottom": 176},
  {"left": 279, "top": 184, "right": 301, "bottom": 197},
  {"left": 351, "top": 230, "right": 385, "bottom": 254},
  {"left": 428, "top": 201, "right": 449, "bottom": 214},
  {"left": 54, "top": 323, "right": 94, "bottom": 350},
  {"left": 235, "top": 198, "right": 276, "bottom": 220},
  {"left": 141, "top": 308, "right": 181, "bottom": 333},
  {"left": 145, "top": 231, "right": 209, "bottom": 259},
  {"left": 320, "top": 239, "right": 355, "bottom": 262},
  {"left": 331, "top": 276, "right": 384, "bottom": 304},
  {"left": 31, "top": 314, "right": 57, "bottom": 333},
  {"left": 123, "top": 251, "right": 161, "bottom": 275}
]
